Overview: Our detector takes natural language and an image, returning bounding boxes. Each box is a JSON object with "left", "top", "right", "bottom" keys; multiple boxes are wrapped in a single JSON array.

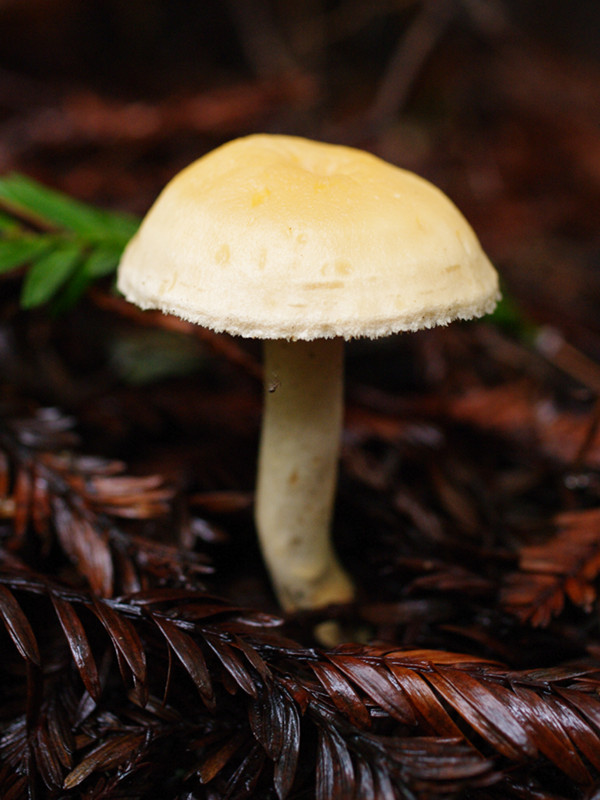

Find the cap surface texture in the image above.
[{"left": 117, "top": 134, "right": 500, "bottom": 340}]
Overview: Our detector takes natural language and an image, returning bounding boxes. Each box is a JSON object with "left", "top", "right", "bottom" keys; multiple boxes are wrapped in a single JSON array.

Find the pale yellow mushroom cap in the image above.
[{"left": 117, "top": 134, "right": 500, "bottom": 340}]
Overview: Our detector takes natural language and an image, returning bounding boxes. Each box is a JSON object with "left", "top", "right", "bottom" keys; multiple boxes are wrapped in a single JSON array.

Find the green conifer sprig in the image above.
[{"left": 0, "top": 174, "right": 139, "bottom": 310}]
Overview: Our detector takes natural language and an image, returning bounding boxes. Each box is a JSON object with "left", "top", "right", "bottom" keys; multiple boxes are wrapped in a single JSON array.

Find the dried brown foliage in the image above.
[
  {"left": 0, "top": 366, "right": 600, "bottom": 798},
  {"left": 502, "top": 509, "right": 600, "bottom": 627},
  {"left": 1, "top": 559, "right": 600, "bottom": 798},
  {"left": 0, "top": 409, "right": 211, "bottom": 598}
]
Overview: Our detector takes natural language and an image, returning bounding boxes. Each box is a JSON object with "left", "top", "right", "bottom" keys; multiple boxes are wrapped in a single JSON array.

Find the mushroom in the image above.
[{"left": 117, "top": 134, "right": 500, "bottom": 615}]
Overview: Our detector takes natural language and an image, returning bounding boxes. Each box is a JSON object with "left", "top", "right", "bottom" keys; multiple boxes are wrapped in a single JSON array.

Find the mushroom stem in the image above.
[{"left": 255, "top": 337, "right": 355, "bottom": 612}]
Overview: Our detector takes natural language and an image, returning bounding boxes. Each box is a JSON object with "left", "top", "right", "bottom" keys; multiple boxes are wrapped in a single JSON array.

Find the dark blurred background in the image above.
[{"left": 0, "top": 0, "right": 599, "bottom": 343}]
